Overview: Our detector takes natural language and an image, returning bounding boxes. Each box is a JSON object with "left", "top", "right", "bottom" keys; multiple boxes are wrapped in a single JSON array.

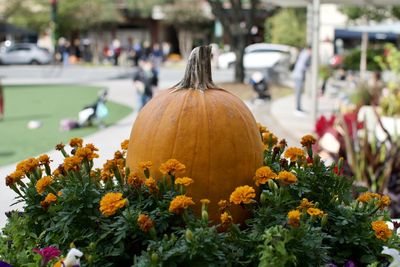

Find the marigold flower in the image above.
[
  {"left": 218, "top": 200, "right": 230, "bottom": 212},
  {"left": 283, "top": 147, "right": 305, "bottom": 162},
  {"left": 277, "top": 171, "right": 297, "bottom": 185},
  {"left": 16, "top": 158, "right": 39, "bottom": 174},
  {"left": 307, "top": 207, "right": 324, "bottom": 217},
  {"left": 127, "top": 172, "right": 144, "bottom": 188},
  {"left": 139, "top": 161, "right": 153, "bottom": 170},
  {"left": 220, "top": 212, "right": 233, "bottom": 225},
  {"left": 288, "top": 209, "right": 301, "bottom": 227},
  {"left": 137, "top": 214, "right": 155, "bottom": 232},
  {"left": 36, "top": 176, "right": 53, "bottom": 195},
  {"left": 175, "top": 177, "right": 194, "bottom": 187},
  {"left": 63, "top": 156, "right": 82, "bottom": 171},
  {"left": 169, "top": 195, "right": 195, "bottom": 214},
  {"left": 144, "top": 177, "right": 159, "bottom": 194},
  {"left": 371, "top": 220, "right": 392, "bottom": 241},
  {"left": 114, "top": 150, "right": 124, "bottom": 160},
  {"left": 262, "top": 131, "right": 278, "bottom": 146},
  {"left": 75, "top": 146, "right": 99, "bottom": 161},
  {"left": 5, "top": 170, "right": 25, "bottom": 186},
  {"left": 378, "top": 195, "right": 391, "bottom": 210},
  {"left": 57, "top": 191, "right": 62, "bottom": 197},
  {"left": 298, "top": 198, "right": 314, "bottom": 210},
  {"left": 40, "top": 193, "right": 57, "bottom": 208},
  {"left": 38, "top": 154, "right": 51, "bottom": 165},
  {"left": 69, "top": 137, "right": 83, "bottom": 148},
  {"left": 200, "top": 199, "right": 210, "bottom": 205},
  {"left": 357, "top": 192, "right": 381, "bottom": 203},
  {"left": 257, "top": 123, "right": 267, "bottom": 134},
  {"left": 121, "top": 139, "right": 129, "bottom": 150},
  {"left": 230, "top": 185, "right": 256, "bottom": 205},
  {"left": 55, "top": 143, "right": 65, "bottom": 151},
  {"left": 99, "top": 192, "right": 127, "bottom": 217},
  {"left": 253, "top": 166, "right": 277, "bottom": 186},
  {"left": 159, "top": 159, "right": 186, "bottom": 176},
  {"left": 300, "top": 134, "right": 316, "bottom": 147}
]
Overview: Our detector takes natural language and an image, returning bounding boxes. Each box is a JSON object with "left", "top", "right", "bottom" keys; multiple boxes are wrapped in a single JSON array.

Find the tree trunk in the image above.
[
  {"left": 178, "top": 28, "right": 194, "bottom": 59},
  {"left": 233, "top": 38, "right": 246, "bottom": 83}
]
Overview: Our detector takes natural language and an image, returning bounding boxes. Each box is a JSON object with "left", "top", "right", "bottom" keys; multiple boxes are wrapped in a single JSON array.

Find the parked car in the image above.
[
  {"left": 0, "top": 43, "right": 52, "bottom": 65},
  {"left": 217, "top": 43, "right": 298, "bottom": 70}
]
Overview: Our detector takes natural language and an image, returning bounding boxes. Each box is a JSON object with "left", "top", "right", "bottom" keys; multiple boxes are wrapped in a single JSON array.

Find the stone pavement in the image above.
[{"left": 0, "top": 72, "right": 339, "bottom": 227}]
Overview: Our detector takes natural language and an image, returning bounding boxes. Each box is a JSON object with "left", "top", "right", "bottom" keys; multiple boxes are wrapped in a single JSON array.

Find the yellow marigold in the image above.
[
  {"left": 57, "top": 191, "right": 62, "bottom": 197},
  {"left": 378, "top": 195, "right": 391, "bottom": 210},
  {"left": 257, "top": 123, "right": 267, "bottom": 134},
  {"left": 55, "top": 143, "right": 65, "bottom": 151},
  {"left": 220, "top": 212, "right": 233, "bottom": 225},
  {"left": 127, "top": 172, "right": 144, "bottom": 188},
  {"left": 63, "top": 156, "right": 82, "bottom": 171},
  {"left": 53, "top": 259, "right": 63, "bottom": 267},
  {"left": 175, "top": 177, "right": 194, "bottom": 187},
  {"left": 298, "top": 198, "right": 314, "bottom": 210},
  {"left": 169, "top": 195, "right": 195, "bottom": 214},
  {"left": 307, "top": 207, "right": 324, "bottom": 217},
  {"left": 288, "top": 209, "right": 301, "bottom": 227},
  {"left": 218, "top": 200, "right": 230, "bottom": 212},
  {"left": 99, "top": 192, "right": 127, "bottom": 217},
  {"left": 36, "top": 176, "right": 53, "bottom": 195},
  {"left": 253, "top": 166, "right": 277, "bottom": 186},
  {"left": 16, "top": 158, "right": 39, "bottom": 174},
  {"left": 121, "top": 139, "right": 129, "bottom": 150},
  {"left": 229, "top": 185, "right": 256, "bottom": 205},
  {"left": 200, "top": 199, "right": 210, "bottom": 205},
  {"left": 262, "top": 131, "right": 278, "bottom": 146},
  {"left": 300, "top": 134, "right": 316, "bottom": 147},
  {"left": 159, "top": 159, "right": 186, "bottom": 176},
  {"left": 357, "top": 192, "right": 381, "bottom": 203},
  {"left": 139, "top": 161, "right": 153, "bottom": 170},
  {"left": 283, "top": 147, "right": 305, "bottom": 162},
  {"left": 69, "top": 137, "right": 83, "bottom": 148},
  {"left": 38, "top": 154, "right": 51, "bottom": 165},
  {"left": 40, "top": 193, "right": 57, "bottom": 208},
  {"left": 137, "top": 214, "right": 155, "bottom": 232},
  {"left": 277, "top": 171, "right": 297, "bottom": 185},
  {"left": 371, "top": 220, "right": 392, "bottom": 241},
  {"left": 5, "top": 170, "right": 25, "bottom": 186},
  {"left": 75, "top": 146, "right": 99, "bottom": 161},
  {"left": 144, "top": 177, "right": 159, "bottom": 194}
]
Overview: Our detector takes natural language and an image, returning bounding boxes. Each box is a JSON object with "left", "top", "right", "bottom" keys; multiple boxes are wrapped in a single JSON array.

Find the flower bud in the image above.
[
  {"left": 185, "top": 229, "right": 193, "bottom": 242},
  {"left": 260, "top": 191, "right": 268, "bottom": 204},
  {"left": 151, "top": 252, "right": 158, "bottom": 264},
  {"left": 268, "top": 179, "right": 278, "bottom": 191},
  {"left": 321, "top": 214, "right": 328, "bottom": 227},
  {"left": 202, "top": 210, "right": 209, "bottom": 222}
]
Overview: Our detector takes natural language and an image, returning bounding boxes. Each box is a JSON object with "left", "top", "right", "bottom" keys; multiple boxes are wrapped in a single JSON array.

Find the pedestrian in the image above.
[
  {"left": 133, "top": 58, "right": 158, "bottom": 110},
  {"left": 292, "top": 46, "right": 311, "bottom": 115}
]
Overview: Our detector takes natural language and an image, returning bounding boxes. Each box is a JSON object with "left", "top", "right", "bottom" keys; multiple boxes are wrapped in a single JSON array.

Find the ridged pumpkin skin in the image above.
[{"left": 126, "top": 46, "right": 263, "bottom": 222}]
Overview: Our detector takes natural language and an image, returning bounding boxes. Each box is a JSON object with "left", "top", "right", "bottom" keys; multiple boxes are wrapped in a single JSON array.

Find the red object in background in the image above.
[{"left": 315, "top": 115, "right": 336, "bottom": 138}]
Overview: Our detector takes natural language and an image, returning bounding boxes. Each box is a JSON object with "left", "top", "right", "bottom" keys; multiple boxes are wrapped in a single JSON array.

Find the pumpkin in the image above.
[{"left": 126, "top": 45, "right": 264, "bottom": 222}]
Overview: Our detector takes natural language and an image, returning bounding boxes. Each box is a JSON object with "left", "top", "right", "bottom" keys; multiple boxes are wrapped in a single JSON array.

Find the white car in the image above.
[
  {"left": 0, "top": 43, "right": 52, "bottom": 65},
  {"left": 217, "top": 43, "right": 298, "bottom": 70}
]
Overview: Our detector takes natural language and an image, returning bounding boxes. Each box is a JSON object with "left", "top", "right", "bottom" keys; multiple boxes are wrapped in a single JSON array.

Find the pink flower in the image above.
[{"left": 33, "top": 246, "right": 61, "bottom": 266}]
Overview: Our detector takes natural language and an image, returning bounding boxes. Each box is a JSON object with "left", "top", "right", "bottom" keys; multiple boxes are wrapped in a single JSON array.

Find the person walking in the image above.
[
  {"left": 292, "top": 46, "right": 311, "bottom": 115},
  {"left": 133, "top": 58, "right": 158, "bottom": 110}
]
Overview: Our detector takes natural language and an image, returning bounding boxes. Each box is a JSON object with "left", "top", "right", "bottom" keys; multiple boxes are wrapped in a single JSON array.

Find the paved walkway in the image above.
[{"left": 0, "top": 75, "right": 339, "bottom": 227}]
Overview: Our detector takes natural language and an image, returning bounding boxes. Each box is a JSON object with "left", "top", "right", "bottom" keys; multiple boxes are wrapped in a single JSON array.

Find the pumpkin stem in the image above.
[{"left": 174, "top": 45, "right": 216, "bottom": 90}]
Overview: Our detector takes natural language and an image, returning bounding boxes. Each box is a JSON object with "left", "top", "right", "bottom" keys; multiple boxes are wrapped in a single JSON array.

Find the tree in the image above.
[
  {"left": 208, "top": 0, "right": 264, "bottom": 83},
  {"left": 164, "top": 1, "right": 213, "bottom": 59},
  {"left": 265, "top": 8, "right": 306, "bottom": 48}
]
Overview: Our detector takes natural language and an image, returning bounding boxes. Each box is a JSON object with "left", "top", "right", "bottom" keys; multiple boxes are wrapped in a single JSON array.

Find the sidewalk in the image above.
[{"left": 0, "top": 77, "right": 339, "bottom": 227}]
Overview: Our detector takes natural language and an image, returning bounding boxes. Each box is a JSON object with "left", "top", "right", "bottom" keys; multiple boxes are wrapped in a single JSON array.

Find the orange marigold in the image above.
[
  {"left": 5, "top": 170, "right": 25, "bottom": 186},
  {"left": 253, "top": 166, "right": 277, "bottom": 186},
  {"left": 300, "top": 134, "right": 316, "bottom": 147},
  {"left": 75, "top": 146, "right": 99, "bottom": 161},
  {"left": 40, "top": 193, "right": 57, "bottom": 208},
  {"left": 298, "top": 198, "right": 314, "bottom": 210},
  {"left": 120, "top": 139, "right": 129, "bottom": 150},
  {"left": 16, "top": 158, "right": 39, "bottom": 174},
  {"left": 169, "top": 195, "right": 195, "bottom": 214},
  {"left": 175, "top": 177, "right": 194, "bottom": 187},
  {"left": 138, "top": 161, "right": 153, "bottom": 170},
  {"left": 200, "top": 199, "right": 210, "bottom": 205},
  {"left": 283, "top": 147, "right": 305, "bottom": 162},
  {"left": 288, "top": 209, "right": 301, "bottom": 227},
  {"left": 69, "top": 137, "right": 83, "bottom": 148},
  {"left": 137, "top": 214, "right": 155, "bottom": 232},
  {"left": 220, "top": 212, "right": 233, "bottom": 225},
  {"left": 36, "top": 176, "right": 53, "bottom": 195},
  {"left": 159, "top": 159, "right": 186, "bottom": 176},
  {"left": 378, "top": 195, "right": 391, "bottom": 210},
  {"left": 257, "top": 123, "right": 267, "bottom": 134},
  {"left": 307, "top": 207, "right": 324, "bottom": 217},
  {"left": 38, "top": 154, "right": 51, "bottom": 165},
  {"left": 99, "top": 192, "right": 127, "bottom": 217},
  {"left": 357, "top": 192, "right": 381, "bottom": 203},
  {"left": 218, "top": 200, "right": 230, "bottom": 212},
  {"left": 55, "top": 143, "right": 65, "bottom": 151},
  {"left": 262, "top": 131, "right": 278, "bottom": 146},
  {"left": 277, "top": 171, "right": 297, "bottom": 185},
  {"left": 127, "top": 172, "right": 144, "bottom": 188},
  {"left": 63, "top": 156, "right": 82, "bottom": 171},
  {"left": 371, "top": 220, "right": 392, "bottom": 241},
  {"left": 229, "top": 185, "right": 256, "bottom": 205},
  {"left": 144, "top": 177, "right": 159, "bottom": 194}
]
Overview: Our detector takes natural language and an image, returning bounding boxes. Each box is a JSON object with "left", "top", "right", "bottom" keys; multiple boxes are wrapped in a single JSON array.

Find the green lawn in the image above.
[{"left": 0, "top": 84, "right": 132, "bottom": 166}]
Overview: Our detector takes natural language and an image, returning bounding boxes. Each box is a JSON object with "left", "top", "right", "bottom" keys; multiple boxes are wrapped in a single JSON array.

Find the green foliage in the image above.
[
  {"left": 339, "top": 6, "right": 390, "bottom": 22},
  {"left": 266, "top": 8, "right": 306, "bottom": 48},
  {"left": 1, "top": 133, "right": 399, "bottom": 266},
  {"left": 342, "top": 48, "right": 383, "bottom": 71}
]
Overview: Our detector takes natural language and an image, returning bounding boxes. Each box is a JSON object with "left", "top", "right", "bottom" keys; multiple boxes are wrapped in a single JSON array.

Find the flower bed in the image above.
[{"left": 0, "top": 132, "right": 399, "bottom": 266}]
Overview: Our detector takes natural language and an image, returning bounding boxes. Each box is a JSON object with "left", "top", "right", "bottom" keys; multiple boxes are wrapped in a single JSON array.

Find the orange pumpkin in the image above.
[{"left": 126, "top": 45, "right": 264, "bottom": 222}]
